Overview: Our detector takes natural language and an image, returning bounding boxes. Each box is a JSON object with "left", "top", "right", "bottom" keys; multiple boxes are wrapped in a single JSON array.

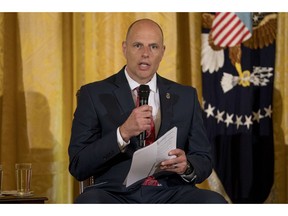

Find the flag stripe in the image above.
[
  {"left": 212, "top": 13, "right": 235, "bottom": 40},
  {"left": 218, "top": 20, "right": 243, "bottom": 46},
  {"left": 225, "top": 24, "right": 247, "bottom": 46},
  {"left": 213, "top": 16, "right": 239, "bottom": 45},
  {"left": 211, "top": 12, "right": 252, "bottom": 47}
]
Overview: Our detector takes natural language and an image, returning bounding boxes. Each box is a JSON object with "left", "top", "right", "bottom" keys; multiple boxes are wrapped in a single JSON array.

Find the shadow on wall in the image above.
[
  {"left": 0, "top": 13, "right": 57, "bottom": 203},
  {"left": 18, "top": 91, "right": 58, "bottom": 203}
]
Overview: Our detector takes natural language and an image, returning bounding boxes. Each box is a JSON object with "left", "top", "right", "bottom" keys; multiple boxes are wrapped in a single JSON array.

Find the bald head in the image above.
[
  {"left": 125, "top": 19, "right": 164, "bottom": 44},
  {"left": 122, "top": 18, "right": 166, "bottom": 84}
]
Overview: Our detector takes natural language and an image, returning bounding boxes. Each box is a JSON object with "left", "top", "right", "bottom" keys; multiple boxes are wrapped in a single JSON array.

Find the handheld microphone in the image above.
[{"left": 138, "top": 85, "right": 150, "bottom": 147}]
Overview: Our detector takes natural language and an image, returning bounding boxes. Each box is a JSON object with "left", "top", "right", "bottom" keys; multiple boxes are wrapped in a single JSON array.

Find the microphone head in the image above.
[{"left": 138, "top": 85, "right": 150, "bottom": 99}]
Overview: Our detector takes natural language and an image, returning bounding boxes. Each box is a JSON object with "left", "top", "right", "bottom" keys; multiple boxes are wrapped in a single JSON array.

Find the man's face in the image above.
[{"left": 122, "top": 20, "right": 165, "bottom": 84}]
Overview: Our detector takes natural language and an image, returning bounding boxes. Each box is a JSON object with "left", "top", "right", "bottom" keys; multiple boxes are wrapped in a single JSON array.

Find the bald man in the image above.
[{"left": 68, "top": 19, "right": 227, "bottom": 203}]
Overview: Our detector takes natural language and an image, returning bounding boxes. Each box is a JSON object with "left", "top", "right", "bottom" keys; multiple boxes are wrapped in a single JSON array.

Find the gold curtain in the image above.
[
  {"left": 0, "top": 12, "right": 287, "bottom": 203},
  {"left": 271, "top": 12, "right": 288, "bottom": 203}
]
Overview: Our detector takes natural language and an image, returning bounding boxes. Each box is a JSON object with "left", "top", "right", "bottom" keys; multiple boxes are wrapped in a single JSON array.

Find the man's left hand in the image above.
[{"left": 160, "top": 149, "right": 188, "bottom": 175}]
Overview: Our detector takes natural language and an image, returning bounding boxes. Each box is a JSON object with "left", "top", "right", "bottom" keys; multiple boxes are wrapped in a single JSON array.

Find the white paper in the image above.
[{"left": 125, "top": 127, "right": 177, "bottom": 187}]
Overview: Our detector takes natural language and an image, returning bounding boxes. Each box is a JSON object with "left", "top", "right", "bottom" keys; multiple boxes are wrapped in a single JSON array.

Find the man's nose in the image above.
[{"left": 141, "top": 46, "right": 150, "bottom": 58}]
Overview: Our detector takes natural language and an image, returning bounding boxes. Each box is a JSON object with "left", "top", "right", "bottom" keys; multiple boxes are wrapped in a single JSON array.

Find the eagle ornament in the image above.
[{"left": 201, "top": 12, "right": 277, "bottom": 93}]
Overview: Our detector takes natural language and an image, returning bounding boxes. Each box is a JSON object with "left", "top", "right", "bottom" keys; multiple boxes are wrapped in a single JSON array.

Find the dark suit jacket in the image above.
[{"left": 68, "top": 66, "right": 212, "bottom": 192}]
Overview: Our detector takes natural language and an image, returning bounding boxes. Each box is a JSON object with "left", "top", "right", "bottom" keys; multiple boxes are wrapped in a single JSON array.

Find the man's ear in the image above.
[
  {"left": 122, "top": 41, "right": 127, "bottom": 57},
  {"left": 161, "top": 45, "right": 166, "bottom": 58}
]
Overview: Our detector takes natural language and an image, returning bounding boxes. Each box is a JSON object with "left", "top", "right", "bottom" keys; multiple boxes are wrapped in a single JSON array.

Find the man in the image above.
[{"left": 68, "top": 18, "right": 227, "bottom": 203}]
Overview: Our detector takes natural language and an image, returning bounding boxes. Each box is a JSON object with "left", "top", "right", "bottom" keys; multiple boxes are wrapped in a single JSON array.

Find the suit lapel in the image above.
[
  {"left": 113, "top": 69, "right": 135, "bottom": 116},
  {"left": 157, "top": 75, "right": 174, "bottom": 138},
  {"left": 113, "top": 68, "right": 141, "bottom": 154}
]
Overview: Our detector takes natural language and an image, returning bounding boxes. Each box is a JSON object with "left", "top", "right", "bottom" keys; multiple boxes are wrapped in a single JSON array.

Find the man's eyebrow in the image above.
[{"left": 131, "top": 42, "right": 160, "bottom": 46}]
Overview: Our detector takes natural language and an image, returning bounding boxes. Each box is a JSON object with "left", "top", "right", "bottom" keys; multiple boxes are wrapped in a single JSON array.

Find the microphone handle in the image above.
[
  {"left": 139, "top": 131, "right": 146, "bottom": 147},
  {"left": 139, "top": 98, "right": 148, "bottom": 147}
]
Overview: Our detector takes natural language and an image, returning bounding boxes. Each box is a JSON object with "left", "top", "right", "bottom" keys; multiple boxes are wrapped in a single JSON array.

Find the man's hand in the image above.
[
  {"left": 119, "top": 105, "right": 153, "bottom": 142},
  {"left": 160, "top": 149, "right": 188, "bottom": 175}
]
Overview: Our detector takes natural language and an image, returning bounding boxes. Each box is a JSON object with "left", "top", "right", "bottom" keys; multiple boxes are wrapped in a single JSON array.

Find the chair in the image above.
[
  {"left": 76, "top": 89, "right": 95, "bottom": 194},
  {"left": 79, "top": 176, "right": 95, "bottom": 194}
]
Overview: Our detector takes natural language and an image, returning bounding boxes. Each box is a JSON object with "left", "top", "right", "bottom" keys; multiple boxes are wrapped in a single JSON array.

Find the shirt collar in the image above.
[{"left": 124, "top": 68, "right": 157, "bottom": 93}]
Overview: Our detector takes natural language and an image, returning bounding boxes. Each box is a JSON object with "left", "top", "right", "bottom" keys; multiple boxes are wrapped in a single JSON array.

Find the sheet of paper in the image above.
[
  {"left": 156, "top": 126, "right": 177, "bottom": 162},
  {"left": 125, "top": 127, "right": 177, "bottom": 187}
]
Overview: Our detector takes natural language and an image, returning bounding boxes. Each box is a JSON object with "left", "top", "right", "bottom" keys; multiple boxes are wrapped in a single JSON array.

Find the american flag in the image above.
[
  {"left": 201, "top": 12, "right": 276, "bottom": 203},
  {"left": 211, "top": 12, "right": 252, "bottom": 47}
]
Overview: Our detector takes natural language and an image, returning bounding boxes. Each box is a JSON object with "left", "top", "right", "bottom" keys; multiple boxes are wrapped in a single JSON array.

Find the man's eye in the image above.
[
  {"left": 151, "top": 45, "right": 158, "bottom": 49},
  {"left": 134, "top": 44, "right": 142, "bottom": 48}
]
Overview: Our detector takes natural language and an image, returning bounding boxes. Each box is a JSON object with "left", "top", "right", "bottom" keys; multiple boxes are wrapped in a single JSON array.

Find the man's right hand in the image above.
[{"left": 119, "top": 105, "right": 153, "bottom": 142}]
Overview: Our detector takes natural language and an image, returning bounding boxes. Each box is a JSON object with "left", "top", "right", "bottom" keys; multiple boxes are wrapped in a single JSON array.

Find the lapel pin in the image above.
[{"left": 166, "top": 93, "right": 170, "bottom": 99}]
